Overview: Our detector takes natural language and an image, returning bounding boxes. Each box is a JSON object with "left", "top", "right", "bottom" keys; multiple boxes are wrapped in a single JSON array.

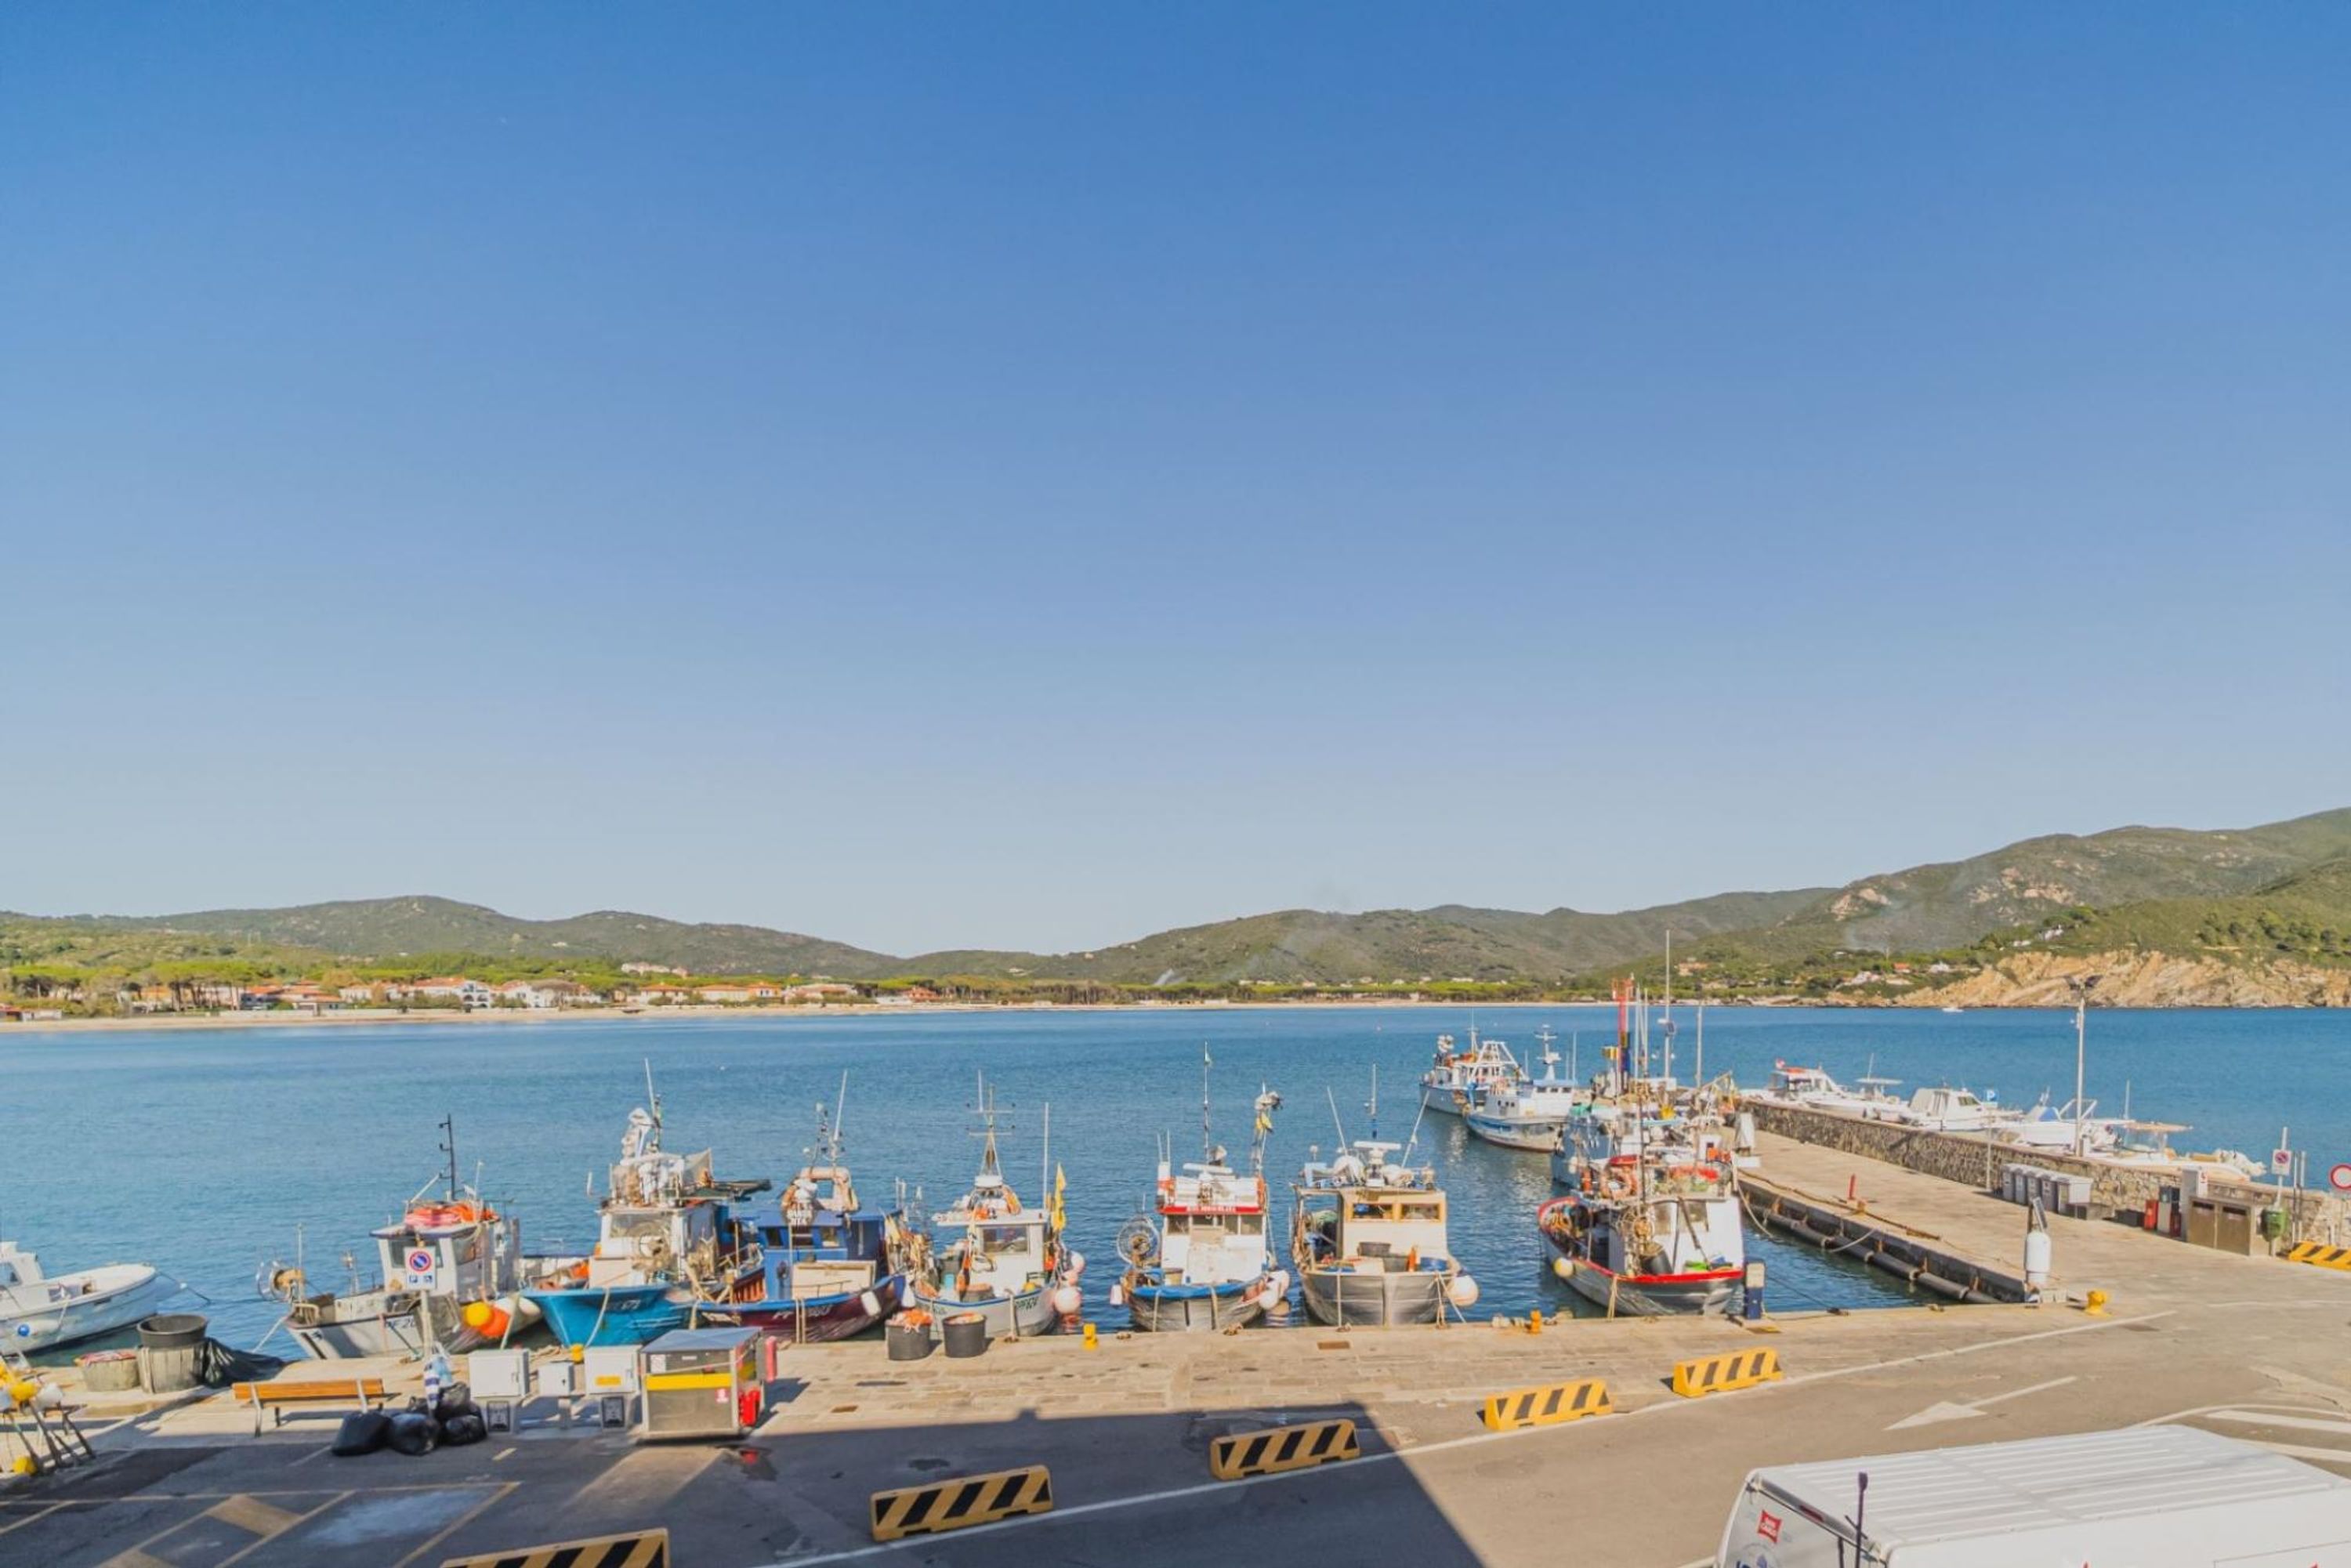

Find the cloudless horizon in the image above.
[{"left": 5, "top": 6, "right": 2347, "bottom": 954}]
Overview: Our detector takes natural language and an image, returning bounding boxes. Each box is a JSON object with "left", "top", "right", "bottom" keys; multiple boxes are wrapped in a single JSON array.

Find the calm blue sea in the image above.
[{"left": 6, "top": 1005, "right": 2343, "bottom": 1348}]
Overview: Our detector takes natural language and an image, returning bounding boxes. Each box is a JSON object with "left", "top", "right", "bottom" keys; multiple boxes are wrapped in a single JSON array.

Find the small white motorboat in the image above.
[{"left": 0, "top": 1240, "right": 181, "bottom": 1353}]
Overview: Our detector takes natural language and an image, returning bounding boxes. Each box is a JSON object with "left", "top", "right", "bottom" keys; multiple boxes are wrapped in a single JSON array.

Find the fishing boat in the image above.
[
  {"left": 522, "top": 1085, "right": 769, "bottom": 1349},
  {"left": 1291, "top": 1075, "right": 1475, "bottom": 1327},
  {"left": 707, "top": 1079, "right": 917, "bottom": 1342},
  {"left": 1417, "top": 1027, "right": 1522, "bottom": 1116},
  {"left": 1114, "top": 1062, "right": 1287, "bottom": 1332},
  {"left": 1540, "top": 1105, "right": 1744, "bottom": 1315},
  {"left": 263, "top": 1117, "right": 540, "bottom": 1360},
  {"left": 907, "top": 1077, "right": 1074, "bottom": 1339},
  {"left": 2, "top": 1241, "right": 180, "bottom": 1354},
  {"left": 1462, "top": 1027, "right": 1587, "bottom": 1151}
]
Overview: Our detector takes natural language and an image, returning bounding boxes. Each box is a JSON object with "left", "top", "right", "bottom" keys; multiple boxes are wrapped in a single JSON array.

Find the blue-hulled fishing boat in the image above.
[
  {"left": 523, "top": 1077, "right": 766, "bottom": 1349},
  {"left": 705, "top": 1079, "right": 917, "bottom": 1342}
]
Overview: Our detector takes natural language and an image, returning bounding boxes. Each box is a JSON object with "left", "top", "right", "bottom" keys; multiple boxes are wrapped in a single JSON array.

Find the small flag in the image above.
[{"left": 1050, "top": 1163, "right": 1067, "bottom": 1231}]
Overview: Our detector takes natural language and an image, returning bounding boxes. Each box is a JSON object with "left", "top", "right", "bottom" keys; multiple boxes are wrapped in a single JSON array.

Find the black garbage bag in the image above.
[
  {"left": 329, "top": 1410, "right": 390, "bottom": 1457},
  {"left": 433, "top": 1382, "right": 478, "bottom": 1421},
  {"left": 384, "top": 1410, "right": 440, "bottom": 1456},
  {"left": 440, "top": 1411, "right": 489, "bottom": 1447}
]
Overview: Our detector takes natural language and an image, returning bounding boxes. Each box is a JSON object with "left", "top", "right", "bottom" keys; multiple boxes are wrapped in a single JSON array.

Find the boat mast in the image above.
[
  {"left": 439, "top": 1114, "right": 459, "bottom": 1204},
  {"left": 1366, "top": 1065, "right": 1379, "bottom": 1143},
  {"left": 1201, "top": 1045, "right": 1214, "bottom": 1163},
  {"left": 832, "top": 1071, "right": 850, "bottom": 1164}
]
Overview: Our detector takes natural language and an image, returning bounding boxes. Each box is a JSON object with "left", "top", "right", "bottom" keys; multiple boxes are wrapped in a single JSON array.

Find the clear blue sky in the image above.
[{"left": 5, "top": 6, "right": 2346, "bottom": 956}]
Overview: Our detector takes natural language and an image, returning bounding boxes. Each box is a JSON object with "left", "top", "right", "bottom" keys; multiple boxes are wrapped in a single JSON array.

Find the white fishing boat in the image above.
[
  {"left": 1541, "top": 1106, "right": 1744, "bottom": 1315},
  {"left": 266, "top": 1116, "right": 549, "bottom": 1360},
  {"left": 1998, "top": 1095, "right": 2128, "bottom": 1156},
  {"left": 1291, "top": 1075, "right": 1476, "bottom": 1327},
  {"left": 1462, "top": 1030, "right": 1588, "bottom": 1151},
  {"left": 1114, "top": 1063, "right": 1287, "bottom": 1331},
  {"left": 1750, "top": 1061, "right": 1903, "bottom": 1119},
  {"left": 907, "top": 1076, "right": 1073, "bottom": 1339},
  {"left": 1, "top": 1241, "right": 180, "bottom": 1354},
  {"left": 1418, "top": 1027, "right": 1522, "bottom": 1116}
]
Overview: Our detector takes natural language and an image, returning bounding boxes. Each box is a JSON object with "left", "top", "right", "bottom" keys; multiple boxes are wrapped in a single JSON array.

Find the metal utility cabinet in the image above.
[
  {"left": 638, "top": 1327, "right": 764, "bottom": 1440},
  {"left": 2185, "top": 1194, "right": 2263, "bottom": 1256}
]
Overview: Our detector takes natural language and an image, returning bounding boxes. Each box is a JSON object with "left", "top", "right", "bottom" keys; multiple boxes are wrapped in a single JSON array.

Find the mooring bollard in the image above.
[{"left": 1081, "top": 1322, "right": 1098, "bottom": 1350}]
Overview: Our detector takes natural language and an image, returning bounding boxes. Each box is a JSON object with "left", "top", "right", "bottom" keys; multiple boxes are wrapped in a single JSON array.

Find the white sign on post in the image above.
[
  {"left": 404, "top": 1247, "right": 439, "bottom": 1288},
  {"left": 2329, "top": 1164, "right": 2351, "bottom": 1193},
  {"left": 2271, "top": 1149, "right": 2294, "bottom": 1175}
]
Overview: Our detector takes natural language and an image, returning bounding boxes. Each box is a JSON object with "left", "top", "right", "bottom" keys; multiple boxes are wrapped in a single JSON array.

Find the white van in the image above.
[{"left": 1715, "top": 1425, "right": 2351, "bottom": 1566}]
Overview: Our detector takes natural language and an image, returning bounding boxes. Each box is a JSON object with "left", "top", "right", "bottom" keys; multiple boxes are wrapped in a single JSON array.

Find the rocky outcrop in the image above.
[{"left": 1896, "top": 950, "right": 2351, "bottom": 1009}]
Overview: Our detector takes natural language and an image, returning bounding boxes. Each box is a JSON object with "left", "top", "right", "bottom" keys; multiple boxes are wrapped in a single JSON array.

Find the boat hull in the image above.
[
  {"left": 907, "top": 1283, "right": 1062, "bottom": 1339},
  {"left": 4, "top": 1267, "right": 178, "bottom": 1354},
  {"left": 1418, "top": 1082, "right": 1463, "bottom": 1117},
  {"left": 1122, "top": 1276, "right": 1269, "bottom": 1333},
  {"left": 1464, "top": 1113, "right": 1566, "bottom": 1151},
  {"left": 711, "top": 1273, "right": 904, "bottom": 1343},
  {"left": 1297, "top": 1265, "right": 1449, "bottom": 1327},
  {"left": 524, "top": 1284, "right": 694, "bottom": 1349},
  {"left": 1555, "top": 1257, "right": 1738, "bottom": 1316}
]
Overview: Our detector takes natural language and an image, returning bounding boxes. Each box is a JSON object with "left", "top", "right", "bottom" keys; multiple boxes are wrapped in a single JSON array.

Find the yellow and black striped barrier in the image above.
[
  {"left": 440, "top": 1527, "right": 669, "bottom": 1568},
  {"left": 1670, "top": 1347, "right": 1784, "bottom": 1399},
  {"left": 870, "top": 1465, "right": 1053, "bottom": 1541},
  {"left": 1480, "top": 1377, "right": 1613, "bottom": 1431},
  {"left": 2286, "top": 1242, "right": 2351, "bottom": 1273},
  {"left": 1208, "top": 1418, "right": 1361, "bottom": 1480}
]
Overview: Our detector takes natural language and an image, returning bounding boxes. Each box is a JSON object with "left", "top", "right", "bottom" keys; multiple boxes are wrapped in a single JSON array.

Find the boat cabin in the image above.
[
  {"left": 1904, "top": 1086, "right": 2011, "bottom": 1128},
  {"left": 1295, "top": 1144, "right": 1450, "bottom": 1273},
  {"left": 734, "top": 1167, "right": 896, "bottom": 1303},
  {"left": 364, "top": 1202, "right": 521, "bottom": 1302},
  {"left": 1154, "top": 1162, "right": 1270, "bottom": 1286}
]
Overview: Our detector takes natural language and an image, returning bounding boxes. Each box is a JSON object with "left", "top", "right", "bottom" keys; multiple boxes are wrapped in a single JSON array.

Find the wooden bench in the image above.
[{"left": 230, "top": 1377, "right": 386, "bottom": 1435}]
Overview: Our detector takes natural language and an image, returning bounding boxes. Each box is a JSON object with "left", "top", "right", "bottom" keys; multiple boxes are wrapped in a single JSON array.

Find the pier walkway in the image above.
[{"left": 9, "top": 1137, "right": 2351, "bottom": 1566}]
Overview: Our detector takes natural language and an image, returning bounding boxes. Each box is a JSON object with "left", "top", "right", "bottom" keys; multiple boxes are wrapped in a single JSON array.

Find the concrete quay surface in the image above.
[{"left": 9, "top": 1132, "right": 2351, "bottom": 1567}]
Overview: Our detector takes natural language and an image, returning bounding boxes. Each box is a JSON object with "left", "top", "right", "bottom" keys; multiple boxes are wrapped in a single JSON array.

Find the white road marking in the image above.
[
  {"left": 1888, "top": 1374, "right": 2077, "bottom": 1430},
  {"left": 2204, "top": 1410, "right": 2351, "bottom": 1439},
  {"left": 2248, "top": 1440, "right": 2351, "bottom": 1468},
  {"left": 761, "top": 1313, "right": 2164, "bottom": 1565}
]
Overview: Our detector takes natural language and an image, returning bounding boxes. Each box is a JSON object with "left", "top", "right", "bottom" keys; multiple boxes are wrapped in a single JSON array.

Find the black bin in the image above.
[{"left": 941, "top": 1313, "right": 988, "bottom": 1359}]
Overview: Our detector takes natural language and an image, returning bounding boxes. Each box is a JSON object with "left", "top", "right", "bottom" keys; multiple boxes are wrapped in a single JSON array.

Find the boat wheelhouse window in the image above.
[
  {"left": 976, "top": 1226, "right": 1031, "bottom": 1251},
  {"left": 1397, "top": 1201, "right": 1441, "bottom": 1222},
  {"left": 607, "top": 1212, "right": 671, "bottom": 1241}
]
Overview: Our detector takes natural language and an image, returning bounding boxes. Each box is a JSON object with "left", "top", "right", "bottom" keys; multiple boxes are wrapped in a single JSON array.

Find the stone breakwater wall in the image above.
[{"left": 1743, "top": 1100, "right": 2351, "bottom": 1241}]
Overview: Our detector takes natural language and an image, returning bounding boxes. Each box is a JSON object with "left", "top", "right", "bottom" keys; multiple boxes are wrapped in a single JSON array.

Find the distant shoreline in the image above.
[{"left": 1, "top": 996, "right": 2279, "bottom": 1037}]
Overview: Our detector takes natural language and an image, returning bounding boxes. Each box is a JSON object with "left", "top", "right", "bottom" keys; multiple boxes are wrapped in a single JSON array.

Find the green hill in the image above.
[{"left": 9, "top": 806, "right": 2351, "bottom": 997}]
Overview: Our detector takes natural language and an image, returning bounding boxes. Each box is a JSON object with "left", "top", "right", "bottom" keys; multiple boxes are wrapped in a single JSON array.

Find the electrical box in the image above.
[
  {"left": 582, "top": 1345, "right": 640, "bottom": 1394},
  {"left": 537, "top": 1358, "right": 578, "bottom": 1397},
  {"left": 638, "top": 1327, "right": 763, "bottom": 1441},
  {"left": 467, "top": 1349, "right": 531, "bottom": 1401}
]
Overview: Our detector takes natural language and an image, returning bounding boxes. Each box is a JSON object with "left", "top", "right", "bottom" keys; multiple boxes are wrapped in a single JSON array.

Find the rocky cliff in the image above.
[{"left": 1899, "top": 949, "right": 2351, "bottom": 1009}]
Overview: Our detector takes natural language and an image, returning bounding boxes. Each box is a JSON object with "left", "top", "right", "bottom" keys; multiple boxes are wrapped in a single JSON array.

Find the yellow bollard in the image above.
[
  {"left": 1527, "top": 1309, "right": 1543, "bottom": 1335},
  {"left": 1081, "top": 1322, "right": 1099, "bottom": 1350},
  {"left": 2082, "top": 1290, "right": 2109, "bottom": 1316}
]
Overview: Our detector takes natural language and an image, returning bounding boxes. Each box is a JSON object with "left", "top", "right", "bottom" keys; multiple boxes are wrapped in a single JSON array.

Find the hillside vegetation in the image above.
[{"left": 9, "top": 807, "right": 2351, "bottom": 1008}]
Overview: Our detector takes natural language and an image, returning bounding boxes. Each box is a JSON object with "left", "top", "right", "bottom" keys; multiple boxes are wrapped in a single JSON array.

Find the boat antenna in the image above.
[
  {"left": 438, "top": 1114, "right": 459, "bottom": 1205},
  {"left": 1040, "top": 1101, "right": 1051, "bottom": 1204},
  {"left": 1326, "top": 1086, "right": 1349, "bottom": 1148},
  {"left": 831, "top": 1071, "right": 850, "bottom": 1164},
  {"left": 643, "top": 1058, "right": 663, "bottom": 1139},
  {"left": 1367, "top": 1065, "right": 1379, "bottom": 1143}
]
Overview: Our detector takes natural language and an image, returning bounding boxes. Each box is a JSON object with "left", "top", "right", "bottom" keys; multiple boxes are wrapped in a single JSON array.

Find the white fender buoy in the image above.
[
  {"left": 859, "top": 1290, "right": 882, "bottom": 1319},
  {"left": 1447, "top": 1274, "right": 1481, "bottom": 1309},
  {"left": 1551, "top": 1257, "right": 1575, "bottom": 1280},
  {"left": 1265, "top": 1269, "right": 1290, "bottom": 1298},
  {"left": 1107, "top": 1282, "right": 1126, "bottom": 1308},
  {"left": 1050, "top": 1284, "right": 1082, "bottom": 1316},
  {"left": 1063, "top": 1251, "right": 1086, "bottom": 1280}
]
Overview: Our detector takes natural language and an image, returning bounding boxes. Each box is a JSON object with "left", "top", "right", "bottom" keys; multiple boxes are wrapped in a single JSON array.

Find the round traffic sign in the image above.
[
  {"left": 406, "top": 1248, "right": 435, "bottom": 1273},
  {"left": 2328, "top": 1164, "right": 2351, "bottom": 1193}
]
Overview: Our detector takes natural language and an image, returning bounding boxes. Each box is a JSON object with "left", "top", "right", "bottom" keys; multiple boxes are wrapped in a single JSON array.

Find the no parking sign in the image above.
[{"left": 404, "top": 1247, "right": 438, "bottom": 1288}]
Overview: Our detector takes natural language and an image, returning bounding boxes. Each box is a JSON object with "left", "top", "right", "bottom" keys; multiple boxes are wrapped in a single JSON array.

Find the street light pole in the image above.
[{"left": 2072, "top": 987, "right": 2088, "bottom": 1159}]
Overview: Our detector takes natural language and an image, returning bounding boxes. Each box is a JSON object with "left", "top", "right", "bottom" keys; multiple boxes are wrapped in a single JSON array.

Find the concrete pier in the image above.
[{"left": 10, "top": 1130, "right": 2351, "bottom": 1566}]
